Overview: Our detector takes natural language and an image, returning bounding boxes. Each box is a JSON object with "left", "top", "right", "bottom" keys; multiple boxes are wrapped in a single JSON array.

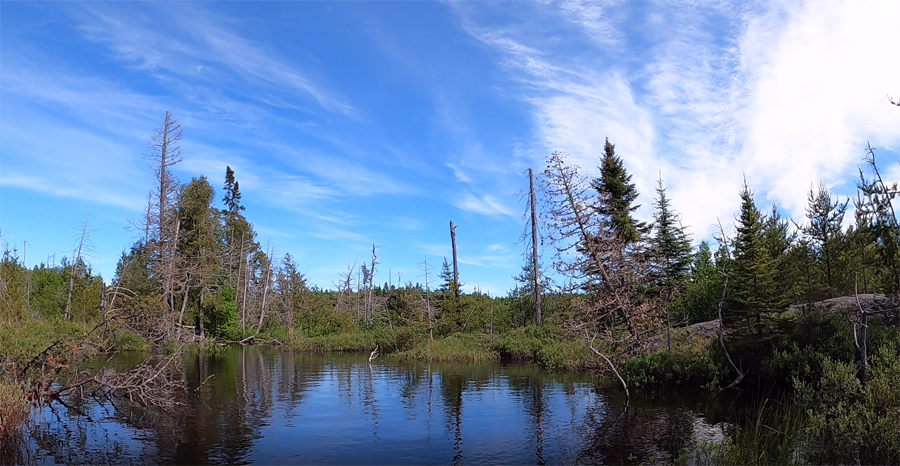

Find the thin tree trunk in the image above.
[
  {"left": 65, "top": 220, "right": 88, "bottom": 320},
  {"left": 178, "top": 282, "right": 190, "bottom": 326},
  {"left": 529, "top": 168, "right": 542, "bottom": 327},
  {"left": 256, "top": 258, "right": 272, "bottom": 334},
  {"left": 450, "top": 221, "right": 459, "bottom": 302},
  {"left": 241, "top": 256, "right": 250, "bottom": 332}
]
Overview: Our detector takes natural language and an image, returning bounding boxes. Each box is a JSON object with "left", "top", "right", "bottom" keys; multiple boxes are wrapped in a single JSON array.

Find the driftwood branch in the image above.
[{"left": 584, "top": 330, "right": 629, "bottom": 403}]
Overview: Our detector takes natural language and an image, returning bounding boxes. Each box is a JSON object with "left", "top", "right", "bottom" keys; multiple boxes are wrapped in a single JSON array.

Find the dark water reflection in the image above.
[{"left": 24, "top": 347, "right": 732, "bottom": 465}]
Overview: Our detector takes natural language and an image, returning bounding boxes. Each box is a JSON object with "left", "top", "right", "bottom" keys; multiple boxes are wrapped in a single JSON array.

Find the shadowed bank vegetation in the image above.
[{"left": 3, "top": 109, "right": 900, "bottom": 463}]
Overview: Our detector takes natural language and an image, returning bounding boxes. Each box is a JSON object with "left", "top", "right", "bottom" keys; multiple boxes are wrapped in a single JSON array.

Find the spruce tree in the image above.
[
  {"left": 223, "top": 166, "right": 245, "bottom": 213},
  {"left": 649, "top": 176, "right": 693, "bottom": 350},
  {"left": 730, "top": 179, "right": 774, "bottom": 336},
  {"left": 593, "top": 138, "right": 647, "bottom": 246},
  {"left": 762, "top": 205, "right": 798, "bottom": 309},
  {"left": 801, "top": 183, "right": 848, "bottom": 297},
  {"left": 649, "top": 177, "right": 693, "bottom": 290}
]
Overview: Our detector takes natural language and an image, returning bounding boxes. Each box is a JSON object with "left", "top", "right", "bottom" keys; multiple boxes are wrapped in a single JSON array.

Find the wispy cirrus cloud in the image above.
[
  {"left": 453, "top": 192, "right": 516, "bottom": 218},
  {"left": 454, "top": 0, "right": 900, "bottom": 242},
  {"left": 73, "top": 3, "right": 355, "bottom": 116}
]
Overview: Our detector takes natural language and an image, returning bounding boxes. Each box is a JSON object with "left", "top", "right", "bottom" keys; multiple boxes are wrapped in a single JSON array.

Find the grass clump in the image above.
[
  {"left": 694, "top": 397, "right": 807, "bottom": 465},
  {"left": 494, "top": 325, "right": 590, "bottom": 370},
  {"left": 395, "top": 333, "right": 498, "bottom": 362},
  {"left": 623, "top": 336, "right": 724, "bottom": 391},
  {"left": 0, "top": 379, "right": 29, "bottom": 462}
]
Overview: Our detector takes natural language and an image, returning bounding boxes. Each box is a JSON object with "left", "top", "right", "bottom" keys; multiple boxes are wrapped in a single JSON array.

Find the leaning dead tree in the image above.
[
  {"left": 540, "top": 152, "right": 645, "bottom": 340},
  {"left": 539, "top": 152, "right": 654, "bottom": 400}
]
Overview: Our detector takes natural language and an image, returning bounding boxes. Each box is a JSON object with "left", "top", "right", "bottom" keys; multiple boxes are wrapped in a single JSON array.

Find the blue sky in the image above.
[{"left": 2, "top": 1, "right": 899, "bottom": 294}]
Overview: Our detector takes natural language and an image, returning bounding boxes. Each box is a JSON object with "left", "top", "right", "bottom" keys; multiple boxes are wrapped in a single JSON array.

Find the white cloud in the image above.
[
  {"left": 456, "top": 0, "right": 900, "bottom": 243},
  {"left": 454, "top": 192, "right": 516, "bottom": 218},
  {"left": 73, "top": 3, "right": 355, "bottom": 115}
]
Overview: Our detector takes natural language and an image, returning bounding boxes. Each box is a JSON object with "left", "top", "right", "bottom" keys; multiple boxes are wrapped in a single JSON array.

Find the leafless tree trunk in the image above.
[
  {"left": 146, "top": 112, "right": 183, "bottom": 321},
  {"left": 450, "top": 222, "right": 460, "bottom": 302},
  {"left": 422, "top": 255, "right": 434, "bottom": 343},
  {"left": 65, "top": 219, "right": 89, "bottom": 320},
  {"left": 256, "top": 245, "right": 273, "bottom": 334},
  {"left": 540, "top": 153, "right": 639, "bottom": 340},
  {"left": 529, "top": 168, "right": 543, "bottom": 327},
  {"left": 366, "top": 244, "right": 378, "bottom": 324}
]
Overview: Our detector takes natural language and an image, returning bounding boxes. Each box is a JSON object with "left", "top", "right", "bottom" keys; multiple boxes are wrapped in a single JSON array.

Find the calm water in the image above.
[{"left": 23, "top": 346, "right": 733, "bottom": 465}]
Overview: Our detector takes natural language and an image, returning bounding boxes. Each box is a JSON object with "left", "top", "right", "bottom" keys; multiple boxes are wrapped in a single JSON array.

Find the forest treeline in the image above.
[
  {"left": 1, "top": 112, "right": 899, "bottom": 353},
  {"left": 3, "top": 111, "right": 900, "bottom": 462}
]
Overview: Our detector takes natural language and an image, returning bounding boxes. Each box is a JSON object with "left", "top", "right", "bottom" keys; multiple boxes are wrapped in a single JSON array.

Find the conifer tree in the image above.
[
  {"left": 649, "top": 177, "right": 693, "bottom": 349},
  {"left": 649, "top": 177, "right": 693, "bottom": 290},
  {"left": 729, "top": 179, "right": 774, "bottom": 336},
  {"left": 593, "top": 138, "right": 647, "bottom": 246},
  {"left": 672, "top": 241, "right": 724, "bottom": 324},
  {"left": 762, "top": 205, "right": 799, "bottom": 309},
  {"left": 223, "top": 166, "right": 245, "bottom": 213},
  {"left": 801, "top": 183, "right": 848, "bottom": 297}
]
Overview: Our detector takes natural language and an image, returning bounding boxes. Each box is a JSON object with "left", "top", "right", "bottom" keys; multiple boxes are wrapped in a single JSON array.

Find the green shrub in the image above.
[
  {"left": 796, "top": 343, "right": 900, "bottom": 464},
  {"left": 395, "top": 333, "right": 497, "bottom": 362},
  {"left": 623, "top": 342, "right": 724, "bottom": 391}
]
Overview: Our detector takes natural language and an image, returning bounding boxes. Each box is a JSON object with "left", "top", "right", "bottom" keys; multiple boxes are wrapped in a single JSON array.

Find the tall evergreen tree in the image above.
[
  {"left": 762, "top": 205, "right": 799, "bottom": 309},
  {"left": 223, "top": 166, "right": 245, "bottom": 213},
  {"left": 177, "top": 176, "right": 221, "bottom": 328},
  {"left": 801, "top": 183, "right": 848, "bottom": 297},
  {"left": 730, "top": 179, "right": 775, "bottom": 336},
  {"left": 649, "top": 177, "right": 693, "bottom": 290},
  {"left": 593, "top": 138, "right": 647, "bottom": 246},
  {"left": 649, "top": 176, "right": 693, "bottom": 350},
  {"left": 672, "top": 241, "right": 724, "bottom": 324}
]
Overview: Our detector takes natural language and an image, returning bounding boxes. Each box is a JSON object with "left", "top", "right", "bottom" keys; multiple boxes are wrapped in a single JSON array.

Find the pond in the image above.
[{"left": 23, "top": 346, "right": 736, "bottom": 465}]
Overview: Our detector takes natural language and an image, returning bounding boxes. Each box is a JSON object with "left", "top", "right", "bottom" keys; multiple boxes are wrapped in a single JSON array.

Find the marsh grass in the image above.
[
  {"left": 694, "top": 394, "right": 808, "bottom": 466},
  {"left": 0, "top": 379, "right": 29, "bottom": 463},
  {"left": 395, "top": 333, "right": 498, "bottom": 362}
]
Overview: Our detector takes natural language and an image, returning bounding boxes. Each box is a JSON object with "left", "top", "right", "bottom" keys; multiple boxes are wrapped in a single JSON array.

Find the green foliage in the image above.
[
  {"left": 796, "top": 344, "right": 900, "bottom": 464},
  {"left": 729, "top": 180, "right": 778, "bottom": 336},
  {"left": 801, "top": 183, "right": 849, "bottom": 297},
  {"left": 622, "top": 341, "right": 724, "bottom": 391},
  {"left": 0, "top": 252, "right": 28, "bottom": 322},
  {"left": 29, "top": 265, "right": 68, "bottom": 318},
  {"left": 203, "top": 286, "right": 240, "bottom": 340},
  {"left": 671, "top": 242, "right": 724, "bottom": 324},
  {"left": 649, "top": 176, "right": 693, "bottom": 290},
  {"left": 592, "top": 137, "right": 647, "bottom": 245},
  {"left": 494, "top": 325, "right": 590, "bottom": 370},
  {"left": 694, "top": 397, "right": 808, "bottom": 466},
  {"left": 395, "top": 333, "right": 497, "bottom": 362}
]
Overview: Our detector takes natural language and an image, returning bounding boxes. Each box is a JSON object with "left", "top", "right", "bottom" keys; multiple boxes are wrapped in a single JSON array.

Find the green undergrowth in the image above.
[
  {"left": 394, "top": 333, "right": 498, "bottom": 362},
  {"left": 0, "top": 318, "right": 148, "bottom": 366},
  {"left": 694, "top": 395, "right": 808, "bottom": 466},
  {"left": 493, "top": 325, "right": 591, "bottom": 370},
  {"left": 623, "top": 332, "right": 725, "bottom": 392}
]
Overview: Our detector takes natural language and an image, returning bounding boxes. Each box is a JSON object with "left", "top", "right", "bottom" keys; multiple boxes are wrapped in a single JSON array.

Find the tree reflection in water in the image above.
[{"left": 22, "top": 347, "right": 731, "bottom": 465}]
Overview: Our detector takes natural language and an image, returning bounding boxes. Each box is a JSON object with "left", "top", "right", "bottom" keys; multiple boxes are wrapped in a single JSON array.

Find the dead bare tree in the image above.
[
  {"left": 540, "top": 152, "right": 643, "bottom": 340},
  {"left": 420, "top": 255, "right": 435, "bottom": 342},
  {"left": 255, "top": 243, "right": 274, "bottom": 334},
  {"left": 529, "top": 168, "right": 543, "bottom": 327},
  {"left": 450, "top": 222, "right": 460, "bottom": 303},
  {"left": 334, "top": 261, "right": 357, "bottom": 317},
  {"left": 65, "top": 217, "right": 92, "bottom": 320},
  {"left": 144, "top": 112, "right": 183, "bottom": 328},
  {"left": 539, "top": 152, "right": 658, "bottom": 397},
  {"left": 714, "top": 221, "right": 745, "bottom": 392}
]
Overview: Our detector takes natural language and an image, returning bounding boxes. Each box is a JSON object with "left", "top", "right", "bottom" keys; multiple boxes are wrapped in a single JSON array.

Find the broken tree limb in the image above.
[{"left": 587, "top": 333, "right": 629, "bottom": 403}]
